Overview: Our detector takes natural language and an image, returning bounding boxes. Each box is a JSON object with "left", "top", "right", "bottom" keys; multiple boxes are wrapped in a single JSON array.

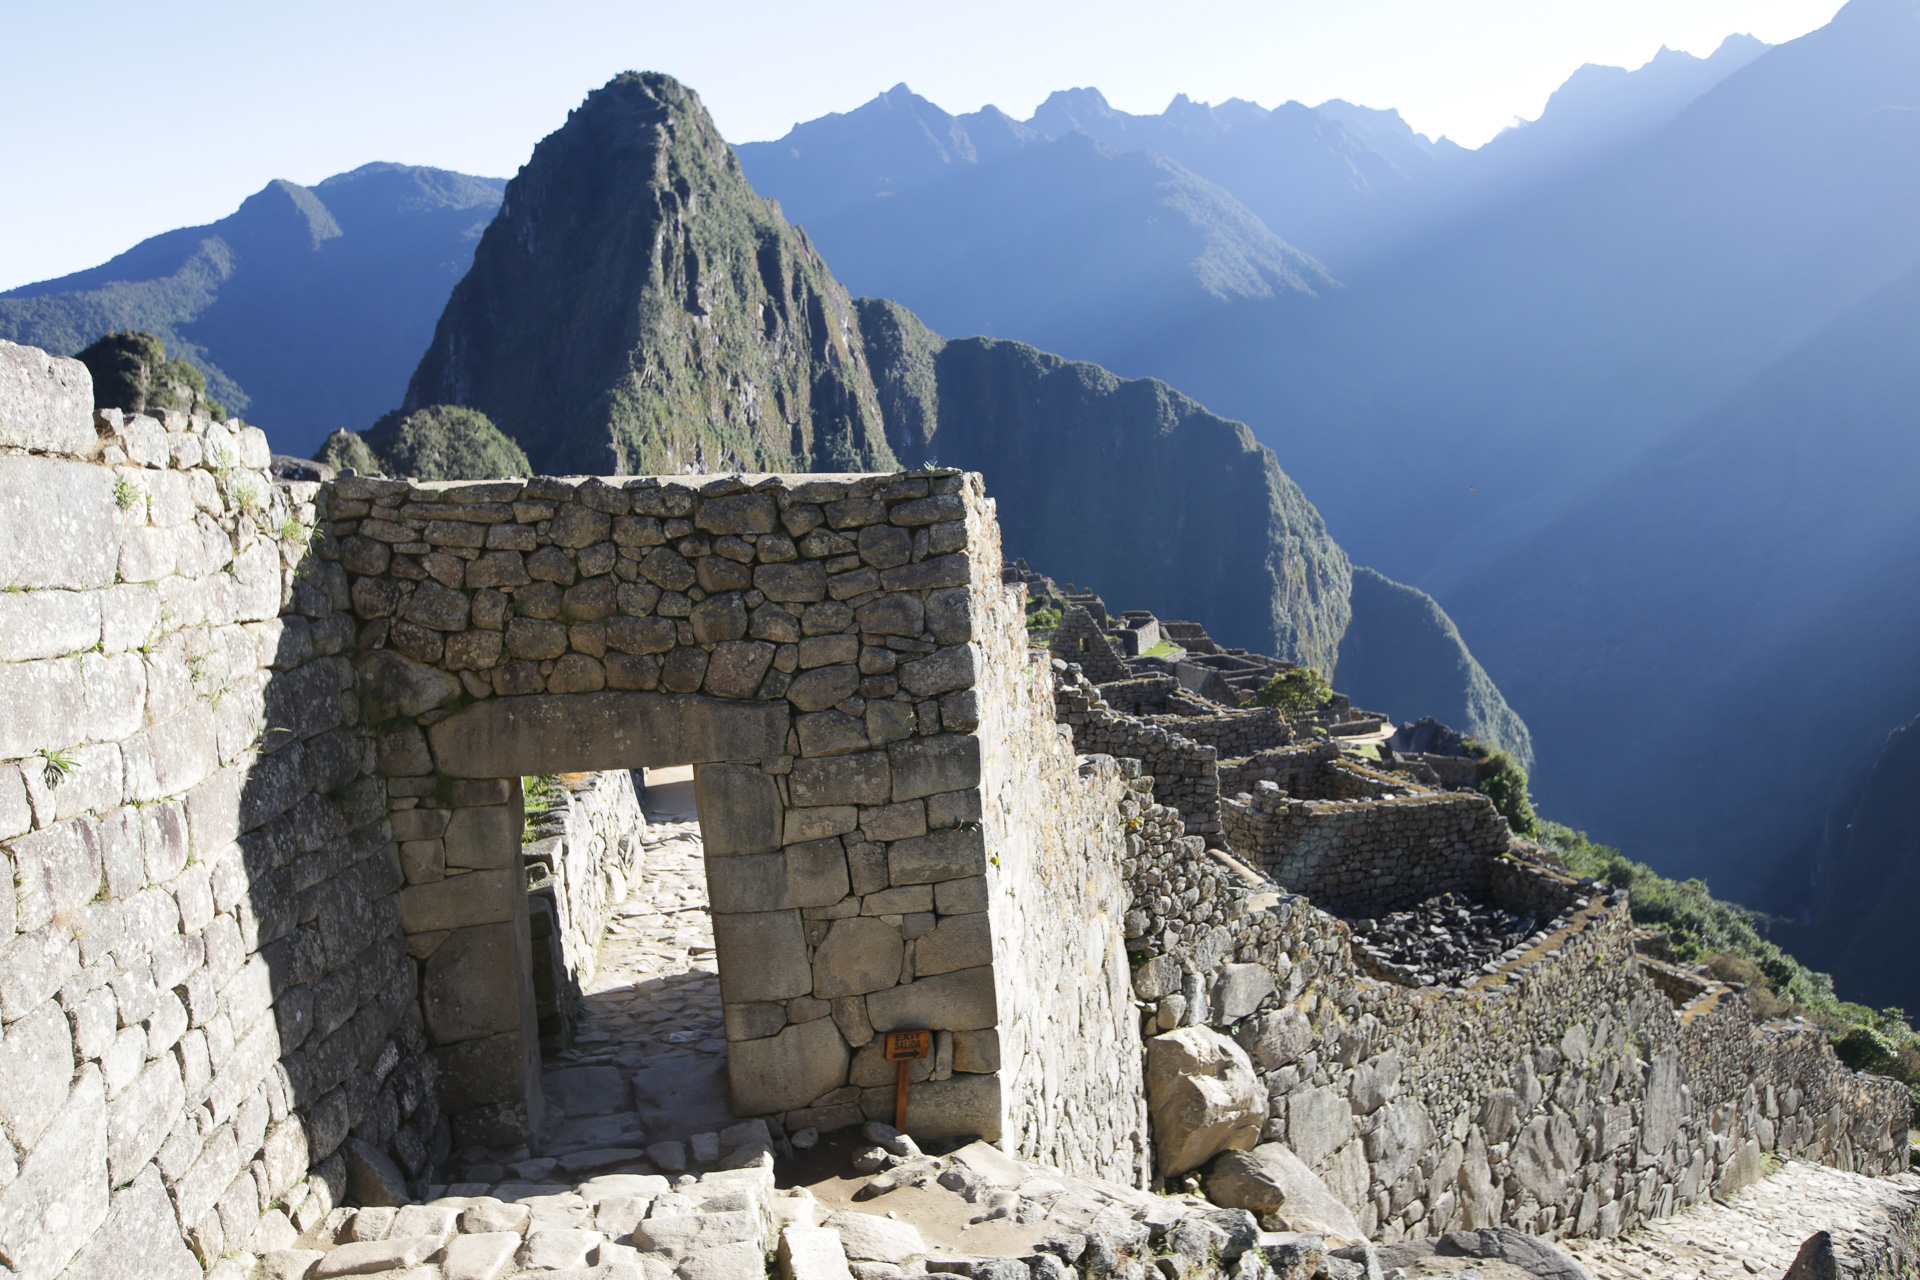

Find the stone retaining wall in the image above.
[
  {"left": 1143, "top": 708, "right": 1292, "bottom": 758},
  {"left": 0, "top": 341, "right": 432, "bottom": 1277},
  {"left": 1221, "top": 782, "right": 1509, "bottom": 914},
  {"left": 1059, "top": 656, "right": 1909, "bottom": 1245},
  {"left": 1056, "top": 673, "right": 1222, "bottom": 841},
  {"left": 523, "top": 771, "right": 646, "bottom": 1048}
]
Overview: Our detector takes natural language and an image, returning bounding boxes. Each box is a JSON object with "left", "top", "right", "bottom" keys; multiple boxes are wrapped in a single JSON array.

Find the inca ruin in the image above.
[{"left": 1, "top": 337, "right": 1916, "bottom": 1280}]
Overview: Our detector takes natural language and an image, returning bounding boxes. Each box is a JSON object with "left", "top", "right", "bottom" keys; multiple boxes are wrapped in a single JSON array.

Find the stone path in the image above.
[
  {"left": 447, "top": 767, "right": 739, "bottom": 1185},
  {"left": 1562, "top": 1160, "right": 1920, "bottom": 1279}
]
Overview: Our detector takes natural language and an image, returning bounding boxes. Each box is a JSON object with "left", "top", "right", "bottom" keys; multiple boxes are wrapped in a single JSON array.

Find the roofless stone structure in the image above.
[{"left": 0, "top": 338, "right": 1907, "bottom": 1277}]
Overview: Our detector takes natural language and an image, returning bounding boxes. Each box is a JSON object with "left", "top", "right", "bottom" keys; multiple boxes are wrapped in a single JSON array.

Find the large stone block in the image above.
[
  {"left": 107, "top": 1053, "right": 185, "bottom": 1187},
  {"left": 0, "top": 341, "right": 93, "bottom": 453},
  {"left": 0, "top": 1000, "right": 73, "bottom": 1152},
  {"left": 898, "top": 645, "right": 976, "bottom": 698},
  {"left": 429, "top": 692, "right": 787, "bottom": 777},
  {"left": 445, "top": 803, "right": 522, "bottom": 870},
  {"left": 886, "top": 830, "right": 987, "bottom": 885},
  {"left": 1205, "top": 1144, "right": 1362, "bottom": 1241},
  {"left": 1145, "top": 1026, "right": 1263, "bottom": 1176},
  {"left": 59, "top": 1164, "right": 200, "bottom": 1280},
  {"left": 431, "top": 1031, "right": 531, "bottom": 1113},
  {"left": 860, "top": 1073, "right": 1003, "bottom": 1141},
  {"left": 789, "top": 752, "right": 891, "bottom": 807},
  {"left": 0, "top": 460, "right": 121, "bottom": 588},
  {"left": 712, "top": 910, "right": 812, "bottom": 1003},
  {"left": 423, "top": 922, "right": 524, "bottom": 1044},
  {"left": 0, "top": 1065, "right": 108, "bottom": 1279},
  {"left": 400, "top": 869, "right": 518, "bottom": 933},
  {"left": 696, "top": 763, "right": 783, "bottom": 856},
  {"left": 865, "top": 965, "right": 996, "bottom": 1032},
  {"left": 9, "top": 816, "right": 102, "bottom": 932},
  {"left": 0, "top": 655, "right": 86, "bottom": 762},
  {"left": 888, "top": 736, "right": 981, "bottom": 802},
  {"left": 706, "top": 842, "right": 849, "bottom": 914},
  {"left": 812, "top": 917, "right": 905, "bottom": 999},
  {"left": 728, "top": 1017, "right": 849, "bottom": 1115},
  {"left": 911, "top": 914, "right": 991, "bottom": 976},
  {"left": 353, "top": 649, "right": 461, "bottom": 722},
  {"left": 0, "top": 588, "right": 101, "bottom": 662}
]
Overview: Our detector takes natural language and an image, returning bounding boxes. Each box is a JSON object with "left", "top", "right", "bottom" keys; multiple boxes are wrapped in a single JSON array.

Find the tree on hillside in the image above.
[
  {"left": 317, "top": 405, "right": 530, "bottom": 481},
  {"left": 1248, "top": 666, "right": 1332, "bottom": 717}
]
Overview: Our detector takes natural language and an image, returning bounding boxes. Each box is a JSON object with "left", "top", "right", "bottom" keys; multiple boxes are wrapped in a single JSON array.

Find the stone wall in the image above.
[
  {"left": 523, "top": 771, "right": 647, "bottom": 1048},
  {"left": 1142, "top": 708, "right": 1292, "bottom": 758},
  {"left": 1056, "top": 672, "right": 1222, "bottom": 841},
  {"left": 321, "top": 467, "right": 1030, "bottom": 1153},
  {"left": 1059, "top": 655, "right": 1908, "bottom": 1244},
  {"left": 976, "top": 584, "right": 1149, "bottom": 1187},
  {"left": 1221, "top": 782, "right": 1509, "bottom": 914},
  {"left": 0, "top": 341, "right": 434, "bottom": 1278}
]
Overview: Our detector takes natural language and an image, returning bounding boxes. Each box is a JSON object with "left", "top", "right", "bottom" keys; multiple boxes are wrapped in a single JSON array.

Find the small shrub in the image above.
[
  {"left": 1466, "top": 741, "right": 1538, "bottom": 836},
  {"left": 112, "top": 475, "right": 144, "bottom": 513},
  {"left": 1247, "top": 666, "right": 1332, "bottom": 717}
]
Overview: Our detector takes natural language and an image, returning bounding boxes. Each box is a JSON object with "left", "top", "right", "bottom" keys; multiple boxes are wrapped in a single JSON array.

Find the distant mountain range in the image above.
[
  {"left": 0, "top": 164, "right": 503, "bottom": 456},
  {"left": 15, "top": 6, "right": 1915, "bottom": 1006},
  {"left": 738, "top": 0, "right": 1920, "bottom": 941}
]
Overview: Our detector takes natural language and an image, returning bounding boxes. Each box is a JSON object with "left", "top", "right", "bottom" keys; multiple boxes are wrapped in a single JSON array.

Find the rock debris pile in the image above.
[{"left": 1346, "top": 892, "right": 1554, "bottom": 989}]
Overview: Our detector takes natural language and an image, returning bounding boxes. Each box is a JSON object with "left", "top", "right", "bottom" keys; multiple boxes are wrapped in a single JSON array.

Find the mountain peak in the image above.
[{"left": 402, "top": 71, "right": 895, "bottom": 475}]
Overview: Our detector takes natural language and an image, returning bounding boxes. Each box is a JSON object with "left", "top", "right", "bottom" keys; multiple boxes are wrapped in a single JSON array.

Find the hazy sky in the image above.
[{"left": 0, "top": 0, "right": 1844, "bottom": 289}]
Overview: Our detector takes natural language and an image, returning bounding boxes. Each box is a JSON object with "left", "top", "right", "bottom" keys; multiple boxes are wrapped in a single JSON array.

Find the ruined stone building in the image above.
[{"left": 0, "top": 338, "right": 1910, "bottom": 1279}]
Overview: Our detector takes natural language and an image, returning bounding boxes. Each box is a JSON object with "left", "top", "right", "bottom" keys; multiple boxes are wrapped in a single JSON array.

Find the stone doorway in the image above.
[{"left": 535, "top": 765, "right": 736, "bottom": 1171}]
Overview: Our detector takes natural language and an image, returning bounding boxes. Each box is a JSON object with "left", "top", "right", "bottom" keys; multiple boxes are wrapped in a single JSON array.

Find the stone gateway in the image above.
[{"left": 0, "top": 337, "right": 1909, "bottom": 1277}]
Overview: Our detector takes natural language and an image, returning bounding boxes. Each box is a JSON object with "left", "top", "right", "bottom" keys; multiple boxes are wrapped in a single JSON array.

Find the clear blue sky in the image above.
[{"left": 0, "top": 0, "right": 1843, "bottom": 290}]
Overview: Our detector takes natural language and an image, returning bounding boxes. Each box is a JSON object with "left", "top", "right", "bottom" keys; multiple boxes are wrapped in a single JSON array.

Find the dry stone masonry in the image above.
[{"left": 0, "top": 335, "right": 1911, "bottom": 1279}]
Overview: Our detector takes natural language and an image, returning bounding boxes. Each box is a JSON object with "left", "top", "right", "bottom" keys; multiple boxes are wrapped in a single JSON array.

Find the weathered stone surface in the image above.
[
  {"left": 1212, "top": 963, "right": 1275, "bottom": 1022},
  {"left": 886, "top": 829, "right": 987, "bottom": 884},
  {"left": 354, "top": 649, "right": 461, "bottom": 721},
  {"left": 1285, "top": 1086, "right": 1352, "bottom": 1171},
  {"left": 898, "top": 645, "right": 975, "bottom": 697},
  {"left": 313, "top": 1233, "right": 442, "bottom": 1276},
  {"left": 0, "top": 1066, "right": 108, "bottom": 1280},
  {"left": 788, "top": 664, "right": 860, "bottom": 713},
  {"left": 780, "top": 1224, "right": 855, "bottom": 1280},
  {"left": 696, "top": 763, "right": 783, "bottom": 856},
  {"left": 634, "top": 1208, "right": 764, "bottom": 1257},
  {"left": 60, "top": 1164, "right": 200, "bottom": 1280},
  {"left": 0, "top": 995, "right": 74, "bottom": 1151},
  {"left": 343, "top": 1138, "right": 412, "bottom": 1210},
  {"left": 813, "top": 917, "right": 905, "bottom": 998},
  {"left": 0, "top": 340, "right": 94, "bottom": 453},
  {"left": 401, "top": 868, "right": 518, "bottom": 932},
  {"left": 1144, "top": 1026, "right": 1263, "bottom": 1176},
  {"left": 729, "top": 1018, "right": 851, "bottom": 1115},
  {"left": 423, "top": 922, "right": 525, "bottom": 1042},
  {"left": 0, "top": 458, "right": 121, "bottom": 590},
  {"left": 823, "top": 1211, "right": 926, "bottom": 1264},
  {"left": 1437, "top": 1228, "right": 1597, "bottom": 1280},
  {"left": 429, "top": 692, "right": 787, "bottom": 776},
  {"left": 790, "top": 752, "right": 891, "bottom": 807},
  {"left": 1205, "top": 1144, "right": 1362, "bottom": 1242},
  {"left": 865, "top": 966, "right": 996, "bottom": 1032},
  {"left": 912, "top": 914, "right": 991, "bottom": 976},
  {"left": 712, "top": 910, "right": 812, "bottom": 1002},
  {"left": 888, "top": 736, "right": 981, "bottom": 802},
  {"left": 106, "top": 1054, "right": 185, "bottom": 1185},
  {"left": 705, "top": 639, "right": 776, "bottom": 698},
  {"left": 441, "top": 1230, "right": 522, "bottom": 1280}
]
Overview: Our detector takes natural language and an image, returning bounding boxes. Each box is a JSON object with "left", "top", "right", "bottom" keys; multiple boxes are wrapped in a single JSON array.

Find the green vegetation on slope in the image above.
[
  {"left": 403, "top": 72, "right": 896, "bottom": 476},
  {"left": 1540, "top": 821, "right": 1920, "bottom": 1118},
  {"left": 317, "top": 405, "right": 529, "bottom": 481},
  {"left": 1, "top": 166, "right": 504, "bottom": 451},
  {"left": 1467, "top": 741, "right": 1538, "bottom": 836},
  {"left": 77, "top": 330, "right": 227, "bottom": 419},
  {"left": 1336, "top": 567, "right": 1533, "bottom": 770},
  {"left": 857, "top": 304, "right": 1352, "bottom": 671}
]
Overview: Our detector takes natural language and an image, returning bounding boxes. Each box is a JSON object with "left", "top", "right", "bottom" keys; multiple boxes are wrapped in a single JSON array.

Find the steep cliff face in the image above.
[
  {"left": 1335, "top": 567, "right": 1533, "bottom": 768},
  {"left": 403, "top": 72, "right": 895, "bottom": 476},
  {"left": 855, "top": 299, "right": 1351, "bottom": 671}
]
